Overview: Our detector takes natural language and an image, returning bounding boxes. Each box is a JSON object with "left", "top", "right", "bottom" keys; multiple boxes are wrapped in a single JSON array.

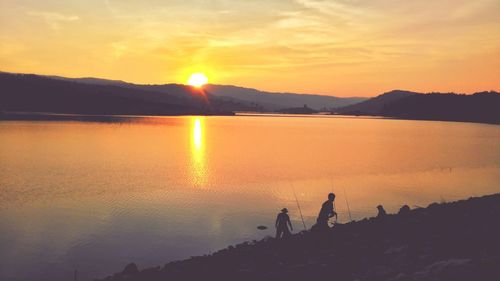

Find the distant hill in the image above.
[
  {"left": 337, "top": 90, "right": 418, "bottom": 115},
  {"left": 337, "top": 90, "right": 500, "bottom": 124},
  {"left": 0, "top": 72, "right": 258, "bottom": 116},
  {"left": 204, "top": 84, "right": 367, "bottom": 111},
  {"left": 383, "top": 92, "right": 500, "bottom": 124},
  {"left": 48, "top": 76, "right": 363, "bottom": 112},
  {"left": 3, "top": 72, "right": 497, "bottom": 123}
]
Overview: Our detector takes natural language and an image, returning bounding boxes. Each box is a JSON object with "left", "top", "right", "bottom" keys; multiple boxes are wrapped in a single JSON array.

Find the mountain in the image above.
[
  {"left": 49, "top": 75, "right": 211, "bottom": 100},
  {"left": 0, "top": 72, "right": 258, "bottom": 116},
  {"left": 4, "top": 72, "right": 496, "bottom": 123},
  {"left": 336, "top": 90, "right": 418, "bottom": 115},
  {"left": 382, "top": 91, "right": 500, "bottom": 124},
  {"left": 48, "top": 76, "right": 129, "bottom": 87},
  {"left": 204, "top": 84, "right": 367, "bottom": 111},
  {"left": 337, "top": 90, "right": 500, "bottom": 124},
  {"left": 49, "top": 76, "right": 363, "bottom": 111}
]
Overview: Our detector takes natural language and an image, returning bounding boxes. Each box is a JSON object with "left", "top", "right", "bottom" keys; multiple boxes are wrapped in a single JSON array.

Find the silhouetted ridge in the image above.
[
  {"left": 48, "top": 74, "right": 366, "bottom": 112},
  {"left": 337, "top": 90, "right": 418, "bottom": 115},
  {"left": 0, "top": 72, "right": 261, "bottom": 116},
  {"left": 382, "top": 92, "right": 500, "bottom": 123},
  {"left": 205, "top": 84, "right": 367, "bottom": 111},
  {"left": 337, "top": 90, "right": 500, "bottom": 124}
]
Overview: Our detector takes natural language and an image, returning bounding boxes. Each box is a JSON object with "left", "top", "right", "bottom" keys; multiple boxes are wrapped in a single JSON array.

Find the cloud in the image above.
[
  {"left": 27, "top": 11, "right": 79, "bottom": 31},
  {"left": 1, "top": 0, "right": 498, "bottom": 94}
]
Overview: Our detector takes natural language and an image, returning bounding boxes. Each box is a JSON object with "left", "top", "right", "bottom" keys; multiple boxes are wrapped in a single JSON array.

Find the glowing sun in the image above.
[{"left": 187, "top": 73, "right": 208, "bottom": 88}]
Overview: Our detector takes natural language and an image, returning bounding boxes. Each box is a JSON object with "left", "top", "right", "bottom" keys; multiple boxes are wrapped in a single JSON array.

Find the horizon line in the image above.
[{"left": 1, "top": 69, "right": 498, "bottom": 98}]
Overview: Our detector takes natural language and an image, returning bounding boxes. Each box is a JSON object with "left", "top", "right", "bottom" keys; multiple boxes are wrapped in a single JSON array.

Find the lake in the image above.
[{"left": 1, "top": 115, "right": 499, "bottom": 281}]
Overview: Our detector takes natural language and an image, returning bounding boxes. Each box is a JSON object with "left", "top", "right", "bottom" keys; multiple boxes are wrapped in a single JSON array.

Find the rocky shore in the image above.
[{"left": 97, "top": 194, "right": 500, "bottom": 281}]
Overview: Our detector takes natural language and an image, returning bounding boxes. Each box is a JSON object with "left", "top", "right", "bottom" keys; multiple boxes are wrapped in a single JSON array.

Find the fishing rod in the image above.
[
  {"left": 292, "top": 184, "right": 307, "bottom": 230},
  {"left": 343, "top": 186, "right": 353, "bottom": 222},
  {"left": 330, "top": 178, "right": 338, "bottom": 226},
  {"left": 330, "top": 178, "right": 335, "bottom": 195}
]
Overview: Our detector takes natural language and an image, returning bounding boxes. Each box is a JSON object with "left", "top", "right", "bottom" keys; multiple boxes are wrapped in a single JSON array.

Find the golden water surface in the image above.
[{"left": 0, "top": 115, "right": 499, "bottom": 281}]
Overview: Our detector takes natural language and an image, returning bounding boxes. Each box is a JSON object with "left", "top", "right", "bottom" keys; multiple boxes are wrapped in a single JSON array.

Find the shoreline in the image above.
[
  {"left": 97, "top": 193, "right": 500, "bottom": 281},
  {"left": 0, "top": 111, "right": 234, "bottom": 122},
  {"left": 2, "top": 111, "right": 498, "bottom": 126}
]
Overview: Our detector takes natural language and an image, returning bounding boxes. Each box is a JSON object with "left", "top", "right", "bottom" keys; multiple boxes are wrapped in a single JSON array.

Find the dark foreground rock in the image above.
[{"left": 97, "top": 194, "right": 500, "bottom": 281}]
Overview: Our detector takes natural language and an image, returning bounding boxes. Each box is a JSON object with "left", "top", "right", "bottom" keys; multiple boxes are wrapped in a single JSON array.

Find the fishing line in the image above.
[
  {"left": 291, "top": 183, "right": 307, "bottom": 230},
  {"left": 343, "top": 186, "right": 353, "bottom": 222}
]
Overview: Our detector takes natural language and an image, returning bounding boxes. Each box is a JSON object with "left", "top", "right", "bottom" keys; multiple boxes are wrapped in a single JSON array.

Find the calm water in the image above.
[{"left": 1, "top": 115, "right": 499, "bottom": 281}]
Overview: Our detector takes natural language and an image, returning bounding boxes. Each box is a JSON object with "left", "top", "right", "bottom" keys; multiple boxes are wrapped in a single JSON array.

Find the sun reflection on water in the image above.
[
  {"left": 190, "top": 117, "right": 207, "bottom": 187},
  {"left": 193, "top": 118, "right": 202, "bottom": 149}
]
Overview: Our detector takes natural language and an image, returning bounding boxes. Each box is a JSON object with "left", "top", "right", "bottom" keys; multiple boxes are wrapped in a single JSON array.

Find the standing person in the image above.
[
  {"left": 315, "top": 193, "right": 338, "bottom": 231},
  {"left": 275, "top": 208, "right": 293, "bottom": 239}
]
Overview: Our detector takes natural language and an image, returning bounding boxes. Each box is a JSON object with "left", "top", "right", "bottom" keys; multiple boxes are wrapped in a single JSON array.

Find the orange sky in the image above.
[{"left": 1, "top": 0, "right": 499, "bottom": 97}]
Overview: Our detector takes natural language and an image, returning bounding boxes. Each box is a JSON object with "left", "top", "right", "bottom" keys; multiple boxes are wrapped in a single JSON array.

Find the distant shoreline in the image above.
[
  {"left": 236, "top": 112, "right": 392, "bottom": 120},
  {"left": 0, "top": 111, "right": 234, "bottom": 122},
  {"left": 236, "top": 112, "right": 500, "bottom": 125},
  {"left": 1, "top": 111, "right": 498, "bottom": 126}
]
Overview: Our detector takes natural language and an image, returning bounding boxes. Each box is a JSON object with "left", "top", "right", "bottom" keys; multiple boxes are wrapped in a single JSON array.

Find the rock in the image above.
[
  {"left": 122, "top": 263, "right": 139, "bottom": 275},
  {"left": 371, "top": 265, "right": 394, "bottom": 276},
  {"left": 399, "top": 205, "right": 410, "bottom": 214},
  {"left": 384, "top": 245, "right": 407, "bottom": 255},
  {"left": 413, "top": 259, "right": 472, "bottom": 281},
  {"left": 387, "top": 273, "right": 409, "bottom": 281}
]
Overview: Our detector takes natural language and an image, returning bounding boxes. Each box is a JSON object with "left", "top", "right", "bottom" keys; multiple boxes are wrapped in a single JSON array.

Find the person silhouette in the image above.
[
  {"left": 275, "top": 208, "right": 293, "bottom": 239},
  {"left": 315, "top": 193, "right": 337, "bottom": 231},
  {"left": 377, "top": 205, "right": 387, "bottom": 218}
]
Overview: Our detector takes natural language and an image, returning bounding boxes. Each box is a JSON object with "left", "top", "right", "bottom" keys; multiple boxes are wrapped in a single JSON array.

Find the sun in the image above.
[{"left": 187, "top": 73, "right": 209, "bottom": 88}]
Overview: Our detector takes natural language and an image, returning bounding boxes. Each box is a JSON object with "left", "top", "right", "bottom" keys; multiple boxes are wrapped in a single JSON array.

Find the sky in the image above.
[{"left": 1, "top": 0, "right": 499, "bottom": 97}]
